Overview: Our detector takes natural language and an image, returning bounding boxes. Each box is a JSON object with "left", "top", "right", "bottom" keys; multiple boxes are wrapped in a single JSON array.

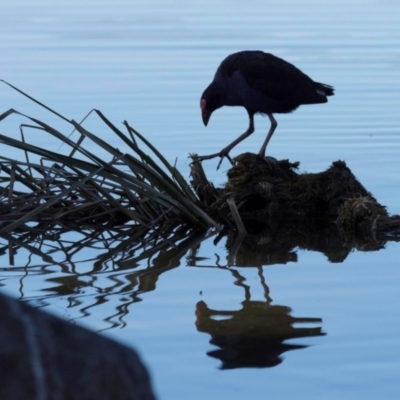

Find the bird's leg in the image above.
[
  {"left": 197, "top": 114, "right": 255, "bottom": 169},
  {"left": 258, "top": 113, "right": 277, "bottom": 157}
]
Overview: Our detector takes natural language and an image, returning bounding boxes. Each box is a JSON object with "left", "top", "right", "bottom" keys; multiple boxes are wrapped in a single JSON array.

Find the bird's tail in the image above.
[{"left": 315, "top": 82, "right": 334, "bottom": 97}]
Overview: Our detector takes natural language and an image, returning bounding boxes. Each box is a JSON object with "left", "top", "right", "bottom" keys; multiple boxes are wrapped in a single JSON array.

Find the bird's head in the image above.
[{"left": 200, "top": 82, "right": 225, "bottom": 126}]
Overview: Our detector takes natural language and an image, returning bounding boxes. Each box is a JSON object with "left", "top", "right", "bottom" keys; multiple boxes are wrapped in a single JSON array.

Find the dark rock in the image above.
[{"left": 0, "top": 293, "right": 156, "bottom": 400}]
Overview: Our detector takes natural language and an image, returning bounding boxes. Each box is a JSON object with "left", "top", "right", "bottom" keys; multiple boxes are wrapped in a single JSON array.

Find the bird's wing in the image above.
[{"left": 223, "top": 51, "right": 315, "bottom": 102}]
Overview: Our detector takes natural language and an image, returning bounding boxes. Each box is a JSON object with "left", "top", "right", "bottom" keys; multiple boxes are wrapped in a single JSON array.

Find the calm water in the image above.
[{"left": 1, "top": 1, "right": 400, "bottom": 399}]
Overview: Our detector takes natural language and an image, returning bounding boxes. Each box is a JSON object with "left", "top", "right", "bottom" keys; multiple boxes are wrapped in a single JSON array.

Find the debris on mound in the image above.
[{"left": 190, "top": 153, "right": 400, "bottom": 246}]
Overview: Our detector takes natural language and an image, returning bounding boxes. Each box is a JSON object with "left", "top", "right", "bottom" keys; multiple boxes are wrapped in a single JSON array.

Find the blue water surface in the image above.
[{"left": 0, "top": 1, "right": 400, "bottom": 399}]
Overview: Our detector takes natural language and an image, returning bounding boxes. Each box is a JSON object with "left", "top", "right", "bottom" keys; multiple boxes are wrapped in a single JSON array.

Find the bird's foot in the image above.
[{"left": 193, "top": 150, "right": 234, "bottom": 170}]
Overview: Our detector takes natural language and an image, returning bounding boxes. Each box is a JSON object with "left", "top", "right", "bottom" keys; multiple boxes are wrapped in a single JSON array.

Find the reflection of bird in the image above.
[
  {"left": 199, "top": 50, "right": 334, "bottom": 167},
  {"left": 195, "top": 300, "right": 325, "bottom": 369}
]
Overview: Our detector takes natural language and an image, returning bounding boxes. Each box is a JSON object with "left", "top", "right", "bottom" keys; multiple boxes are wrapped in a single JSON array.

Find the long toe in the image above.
[
  {"left": 194, "top": 150, "right": 233, "bottom": 170},
  {"left": 216, "top": 152, "right": 233, "bottom": 170},
  {"left": 195, "top": 152, "right": 221, "bottom": 162}
]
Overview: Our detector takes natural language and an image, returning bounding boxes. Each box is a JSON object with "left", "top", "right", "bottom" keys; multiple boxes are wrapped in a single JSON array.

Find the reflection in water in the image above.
[
  {"left": 195, "top": 266, "right": 325, "bottom": 369},
  {"left": 0, "top": 219, "right": 395, "bottom": 332},
  {"left": 196, "top": 300, "right": 324, "bottom": 369},
  {"left": 0, "top": 227, "right": 210, "bottom": 329}
]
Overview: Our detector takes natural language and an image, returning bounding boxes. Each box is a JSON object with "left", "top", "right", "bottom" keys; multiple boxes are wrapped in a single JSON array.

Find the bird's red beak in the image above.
[{"left": 200, "top": 99, "right": 211, "bottom": 126}]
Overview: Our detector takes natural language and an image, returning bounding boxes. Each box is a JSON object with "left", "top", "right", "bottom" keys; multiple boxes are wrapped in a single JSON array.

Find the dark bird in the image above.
[{"left": 199, "top": 50, "right": 334, "bottom": 168}]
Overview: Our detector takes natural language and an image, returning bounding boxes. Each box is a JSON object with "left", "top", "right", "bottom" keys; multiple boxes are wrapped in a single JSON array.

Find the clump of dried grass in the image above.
[{"left": 0, "top": 80, "right": 220, "bottom": 237}]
